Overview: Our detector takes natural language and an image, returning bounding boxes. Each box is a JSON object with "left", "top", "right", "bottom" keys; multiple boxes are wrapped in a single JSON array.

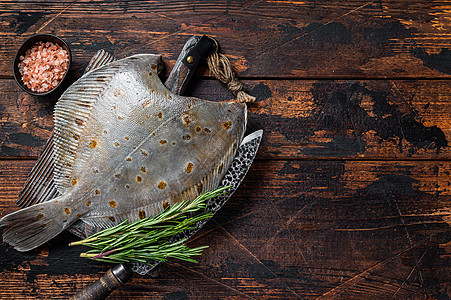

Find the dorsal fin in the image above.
[
  {"left": 16, "top": 135, "right": 59, "bottom": 208},
  {"left": 84, "top": 49, "right": 116, "bottom": 74},
  {"left": 16, "top": 50, "right": 116, "bottom": 208},
  {"left": 53, "top": 56, "right": 138, "bottom": 193}
]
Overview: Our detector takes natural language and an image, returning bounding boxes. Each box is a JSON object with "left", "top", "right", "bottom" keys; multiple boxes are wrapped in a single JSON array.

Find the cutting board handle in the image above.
[{"left": 70, "top": 264, "right": 132, "bottom": 300}]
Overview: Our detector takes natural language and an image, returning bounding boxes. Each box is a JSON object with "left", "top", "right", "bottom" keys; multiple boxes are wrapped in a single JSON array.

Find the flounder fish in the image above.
[{"left": 1, "top": 53, "right": 246, "bottom": 252}]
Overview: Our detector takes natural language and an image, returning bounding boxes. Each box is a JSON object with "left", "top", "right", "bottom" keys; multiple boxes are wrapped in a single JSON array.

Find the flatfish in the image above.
[{"left": 1, "top": 53, "right": 246, "bottom": 252}]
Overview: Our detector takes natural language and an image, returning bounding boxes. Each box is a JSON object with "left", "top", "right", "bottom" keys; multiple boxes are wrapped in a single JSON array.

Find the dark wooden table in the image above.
[{"left": 1, "top": 1, "right": 450, "bottom": 299}]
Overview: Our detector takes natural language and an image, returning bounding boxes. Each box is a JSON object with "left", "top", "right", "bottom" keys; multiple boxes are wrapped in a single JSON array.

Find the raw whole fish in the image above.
[{"left": 1, "top": 53, "right": 246, "bottom": 252}]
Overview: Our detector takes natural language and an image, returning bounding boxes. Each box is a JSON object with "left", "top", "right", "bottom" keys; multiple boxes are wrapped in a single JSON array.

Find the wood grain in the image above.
[
  {"left": 1, "top": 79, "right": 450, "bottom": 159},
  {"left": 0, "top": 159, "right": 450, "bottom": 299},
  {"left": 1, "top": 0, "right": 450, "bottom": 299},
  {"left": 0, "top": 0, "right": 450, "bottom": 78}
]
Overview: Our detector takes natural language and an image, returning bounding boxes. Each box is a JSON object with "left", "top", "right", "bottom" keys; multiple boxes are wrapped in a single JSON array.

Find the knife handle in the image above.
[
  {"left": 70, "top": 264, "right": 132, "bottom": 300},
  {"left": 165, "top": 35, "right": 215, "bottom": 95}
]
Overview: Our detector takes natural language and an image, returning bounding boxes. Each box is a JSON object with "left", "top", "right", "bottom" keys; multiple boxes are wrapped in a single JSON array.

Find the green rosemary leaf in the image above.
[{"left": 72, "top": 186, "right": 231, "bottom": 265}]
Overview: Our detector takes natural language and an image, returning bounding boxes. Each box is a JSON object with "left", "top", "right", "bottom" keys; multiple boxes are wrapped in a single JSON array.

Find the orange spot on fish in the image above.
[
  {"left": 75, "top": 118, "right": 83, "bottom": 126},
  {"left": 95, "top": 189, "right": 100, "bottom": 195},
  {"left": 149, "top": 72, "right": 152, "bottom": 76},
  {"left": 186, "top": 163, "right": 194, "bottom": 174},
  {"left": 109, "top": 201, "right": 117, "bottom": 208},
  {"left": 76, "top": 213, "right": 82, "bottom": 218},
  {"left": 71, "top": 178, "right": 77, "bottom": 186},
  {"left": 160, "top": 140, "right": 167, "bottom": 145},
  {"left": 158, "top": 181, "right": 167, "bottom": 190},
  {"left": 141, "top": 167, "right": 146, "bottom": 173},
  {"left": 158, "top": 112, "right": 162, "bottom": 119},
  {"left": 104, "top": 130, "right": 108, "bottom": 134},
  {"left": 37, "top": 213, "right": 44, "bottom": 219},
  {"left": 64, "top": 208, "right": 71, "bottom": 215},
  {"left": 222, "top": 121, "right": 232, "bottom": 130},
  {"left": 137, "top": 176, "right": 142, "bottom": 182},
  {"left": 126, "top": 185, "right": 130, "bottom": 189},
  {"left": 114, "top": 88, "right": 122, "bottom": 97},
  {"left": 139, "top": 210, "right": 146, "bottom": 219},
  {"left": 204, "top": 128, "right": 211, "bottom": 133},
  {"left": 163, "top": 201, "right": 169, "bottom": 209},
  {"left": 142, "top": 99, "right": 152, "bottom": 108},
  {"left": 151, "top": 65, "right": 157, "bottom": 70},
  {"left": 219, "top": 163, "right": 224, "bottom": 173},
  {"left": 196, "top": 127, "right": 201, "bottom": 132},
  {"left": 141, "top": 150, "right": 148, "bottom": 156},
  {"left": 114, "top": 142, "right": 120, "bottom": 147},
  {"left": 182, "top": 134, "right": 191, "bottom": 140},
  {"left": 109, "top": 216, "right": 116, "bottom": 222},
  {"left": 125, "top": 136, "right": 129, "bottom": 140},
  {"left": 126, "top": 158, "right": 132, "bottom": 161},
  {"left": 168, "top": 95, "right": 172, "bottom": 100},
  {"left": 118, "top": 116, "right": 125, "bottom": 120},
  {"left": 183, "top": 115, "right": 191, "bottom": 125},
  {"left": 86, "top": 201, "right": 91, "bottom": 207},
  {"left": 90, "top": 140, "right": 97, "bottom": 148}
]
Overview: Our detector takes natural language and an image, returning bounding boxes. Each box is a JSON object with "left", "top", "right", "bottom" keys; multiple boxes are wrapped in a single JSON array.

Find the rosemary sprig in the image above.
[{"left": 70, "top": 185, "right": 231, "bottom": 265}]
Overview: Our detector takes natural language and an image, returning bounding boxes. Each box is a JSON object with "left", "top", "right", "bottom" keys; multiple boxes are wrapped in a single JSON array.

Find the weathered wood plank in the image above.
[
  {"left": 0, "top": 0, "right": 450, "bottom": 78},
  {"left": 1, "top": 79, "right": 450, "bottom": 159},
  {"left": 0, "top": 159, "right": 449, "bottom": 299}
]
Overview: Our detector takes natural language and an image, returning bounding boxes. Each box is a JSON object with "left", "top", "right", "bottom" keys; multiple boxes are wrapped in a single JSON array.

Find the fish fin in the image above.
[
  {"left": 0, "top": 197, "right": 76, "bottom": 252},
  {"left": 53, "top": 55, "right": 162, "bottom": 193},
  {"left": 16, "top": 135, "right": 60, "bottom": 208},
  {"left": 84, "top": 49, "right": 116, "bottom": 74},
  {"left": 53, "top": 62, "right": 125, "bottom": 193},
  {"left": 17, "top": 51, "right": 117, "bottom": 208},
  {"left": 81, "top": 216, "right": 123, "bottom": 230}
]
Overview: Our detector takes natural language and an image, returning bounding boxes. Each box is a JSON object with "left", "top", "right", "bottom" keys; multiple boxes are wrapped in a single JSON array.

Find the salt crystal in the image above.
[{"left": 19, "top": 41, "right": 69, "bottom": 93}]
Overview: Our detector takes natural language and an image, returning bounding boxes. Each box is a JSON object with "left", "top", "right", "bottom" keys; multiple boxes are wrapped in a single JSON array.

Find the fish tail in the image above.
[{"left": 0, "top": 195, "right": 76, "bottom": 252}]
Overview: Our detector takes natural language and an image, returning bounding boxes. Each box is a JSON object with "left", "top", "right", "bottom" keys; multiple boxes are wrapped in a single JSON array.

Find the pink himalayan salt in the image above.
[{"left": 18, "top": 41, "right": 69, "bottom": 93}]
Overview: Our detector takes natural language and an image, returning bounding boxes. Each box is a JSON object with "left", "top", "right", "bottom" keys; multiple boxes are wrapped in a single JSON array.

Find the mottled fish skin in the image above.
[{"left": 0, "top": 54, "right": 246, "bottom": 252}]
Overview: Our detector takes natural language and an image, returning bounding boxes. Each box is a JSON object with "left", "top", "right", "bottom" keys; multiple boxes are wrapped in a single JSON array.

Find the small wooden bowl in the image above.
[{"left": 13, "top": 34, "right": 72, "bottom": 96}]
